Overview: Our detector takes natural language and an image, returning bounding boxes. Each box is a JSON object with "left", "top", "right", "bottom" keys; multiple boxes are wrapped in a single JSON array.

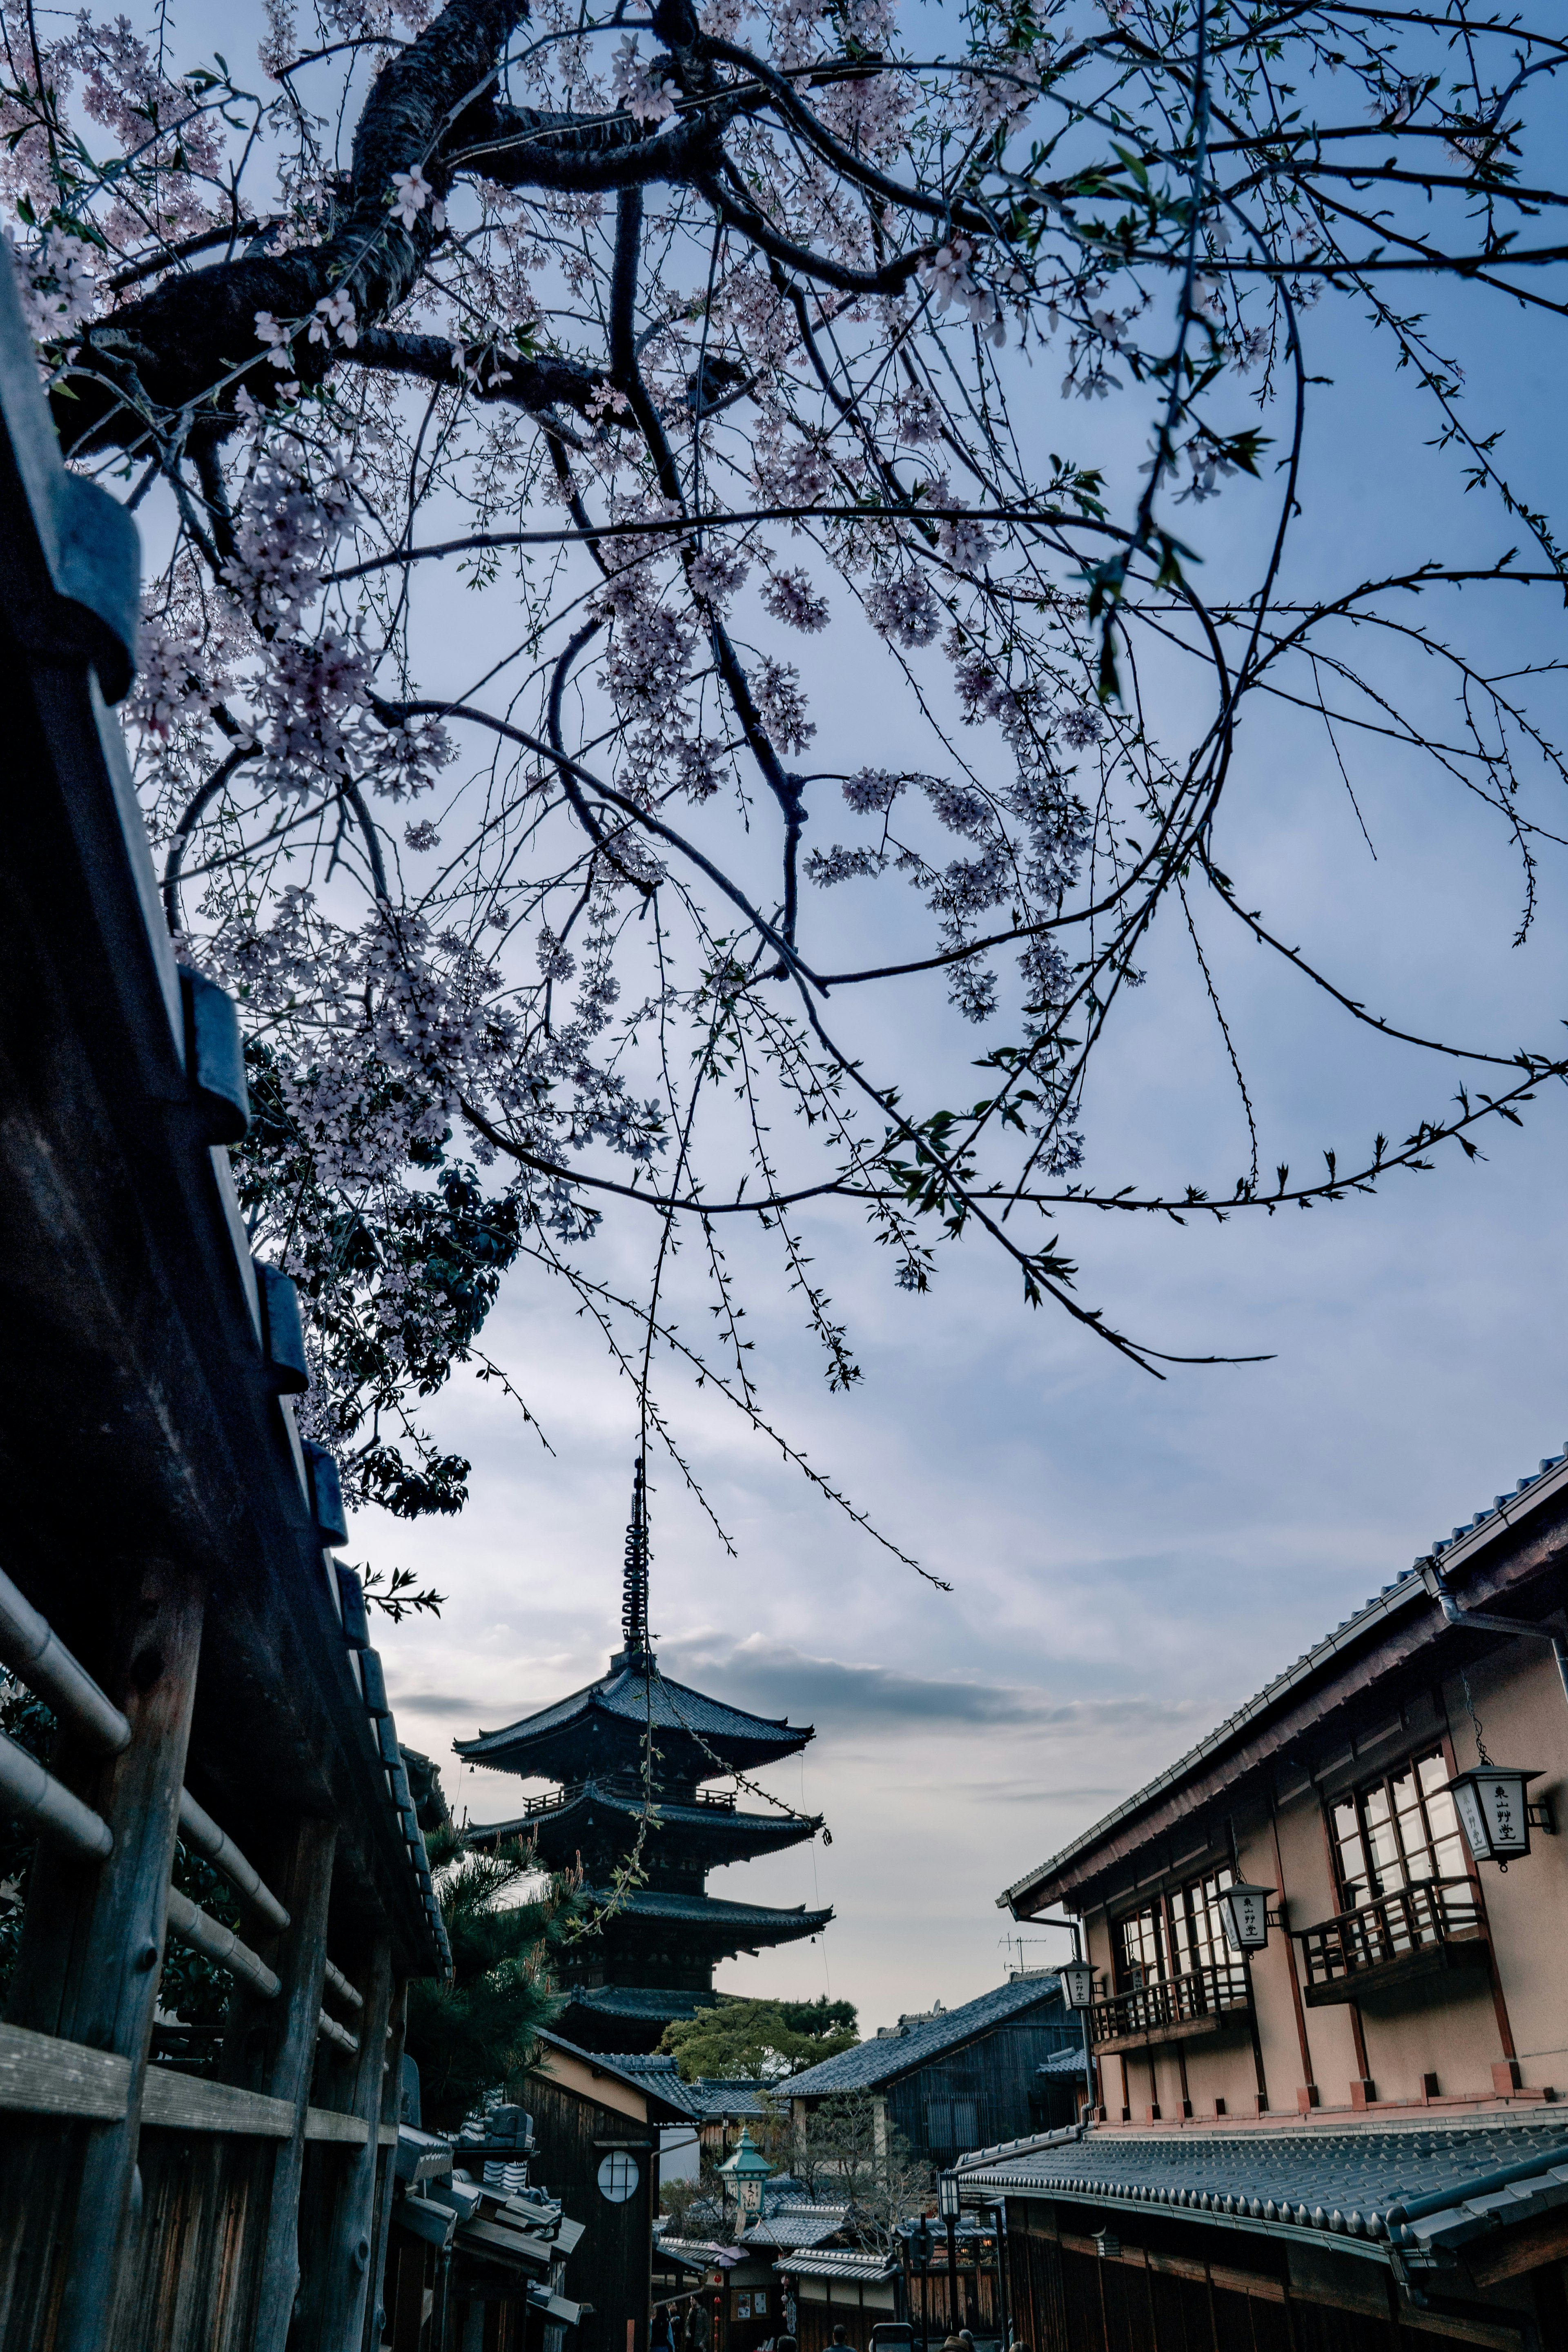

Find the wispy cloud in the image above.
[
  {"left": 388, "top": 1688, "right": 490, "bottom": 1718},
  {"left": 659, "top": 1632, "right": 1200, "bottom": 1736}
]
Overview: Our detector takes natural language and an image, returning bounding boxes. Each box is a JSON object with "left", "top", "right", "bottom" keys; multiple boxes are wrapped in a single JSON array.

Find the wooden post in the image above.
[
  {"left": 364, "top": 1976, "right": 410, "bottom": 2352},
  {"left": 318, "top": 1934, "right": 395, "bottom": 2350},
  {"left": 252, "top": 1816, "right": 338, "bottom": 2352},
  {"left": 6, "top": 1559, "right": 204, "bottom": 2352}
]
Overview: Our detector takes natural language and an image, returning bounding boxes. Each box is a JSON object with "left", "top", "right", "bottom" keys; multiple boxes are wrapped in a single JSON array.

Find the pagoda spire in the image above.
[{"left": 620, "top": 1454, "right": 651, "bottom": 1662}]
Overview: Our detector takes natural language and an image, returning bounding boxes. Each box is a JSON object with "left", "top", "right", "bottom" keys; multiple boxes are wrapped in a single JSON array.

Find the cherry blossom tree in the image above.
[{"left": 4, "top": 0, "right": 1564, "bottom": 1539}]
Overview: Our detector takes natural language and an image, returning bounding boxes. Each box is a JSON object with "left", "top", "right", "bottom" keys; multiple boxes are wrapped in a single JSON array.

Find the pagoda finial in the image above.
[{"left": 621, "top": 1454, "right": 651, "bottom": 1661}]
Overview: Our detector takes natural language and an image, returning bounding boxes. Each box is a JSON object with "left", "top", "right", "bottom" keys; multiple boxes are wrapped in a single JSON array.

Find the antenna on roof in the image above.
[{"left": 620, "top": 1454, "right": 652, "bottom": 1664}]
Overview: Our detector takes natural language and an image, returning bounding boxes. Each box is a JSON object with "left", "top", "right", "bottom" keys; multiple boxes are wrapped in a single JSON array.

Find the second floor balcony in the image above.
[
  {"left": 1294, "top": 1875, "right": 1490, "bottom": 2007},
  {"left": 1090, "top": 1961, "right": 1252, "bottom": 2052}
]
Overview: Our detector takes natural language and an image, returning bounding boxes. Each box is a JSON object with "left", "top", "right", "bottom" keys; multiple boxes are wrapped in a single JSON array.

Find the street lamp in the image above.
[
  {"left": 1060, "top": 1958, "right": 1096, "bottom": 2011},
  {"left": 717, "top": 2126, "right": 773, "bottom": 2223},
  {"left": 937, "top": 2173, "right": 961, "bottom": 2220},
  {"left": 1446, "top": 1765, "right": 1541, "bottom": 1864},
  {"left": 1218, "top": 1883, "right": 1275, "bottom": 1955}
]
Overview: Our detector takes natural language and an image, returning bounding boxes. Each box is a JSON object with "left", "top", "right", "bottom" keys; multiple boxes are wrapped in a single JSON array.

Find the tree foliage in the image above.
[
  {"left": 404, "top": 1825, "right": 564, "bottom": 2128},
  {"left": 659, "top": 1992, "right": 858, "bottom": 2079},
  {"left": 4, "top": 0, "right": 1567, "bottom": 1524}
]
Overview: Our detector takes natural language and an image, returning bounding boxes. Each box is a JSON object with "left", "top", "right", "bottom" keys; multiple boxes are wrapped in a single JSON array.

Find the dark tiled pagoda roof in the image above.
[
  {"left": 956, "top": 2116, "right": 1568, "bottom": 2261},
  {"left": 782, "top": 1976, "right": 1065, "bottom": 2097},
  {"left": 466, "top": 1775, "right": 820, "bottom": 1868},
  {"left": 455, "top": 1659, "right": 813, "bottom": 1781},
  {"left": 561, "top": 1984, "right": 721, "bottom": 2026},
  {"left": 577, "top": 1884, "right": 833, "bottom": 1952}
]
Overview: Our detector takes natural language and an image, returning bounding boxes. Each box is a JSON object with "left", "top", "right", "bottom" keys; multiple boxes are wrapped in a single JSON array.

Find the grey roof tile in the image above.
[
  {"left": 772, "top": 2251, "right": 898, "bottom": 2281},
  {"left": 781, "top": 1977, "right": 1065, "bottom": 2096},
  {"left": 1038, "top": 2046, "right": 1093, "bottom": 2077},
  {"left": 956, "top": 2116, "right": 1568, "bottom": 2255},
  {"left": 744, "top": 2205, "right": 851, "bottom": 2248}
]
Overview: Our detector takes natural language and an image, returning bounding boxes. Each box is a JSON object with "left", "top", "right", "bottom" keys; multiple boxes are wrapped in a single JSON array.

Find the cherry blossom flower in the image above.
[
  {"left": 390, "top": 163, "right": 445, "bottom": 231},
  {"left": 610, "top": 35, "right": 679, "bottom": 125}
]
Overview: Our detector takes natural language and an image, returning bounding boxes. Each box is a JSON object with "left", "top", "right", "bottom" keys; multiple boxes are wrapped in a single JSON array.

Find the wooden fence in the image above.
[{"left": 0, "top": 244, "right": 448, "bottom": 2348}]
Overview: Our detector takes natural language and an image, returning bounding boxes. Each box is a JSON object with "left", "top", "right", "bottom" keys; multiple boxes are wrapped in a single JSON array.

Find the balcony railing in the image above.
[
  {"left": 1294, "top": 1875, "right": 1488, "bottom": 2006},
  {"left": 1090, "top": 1961, "right": 1252, "bottom": 2050}
]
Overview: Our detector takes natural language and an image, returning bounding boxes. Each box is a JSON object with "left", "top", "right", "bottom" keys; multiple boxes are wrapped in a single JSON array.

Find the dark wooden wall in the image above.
[
  {"left": 882, "top": 2015, "right": 1080, "bottom": 2164},
  {"left": 527, "top": 2072, "right": 655, "bottom": 2352}
]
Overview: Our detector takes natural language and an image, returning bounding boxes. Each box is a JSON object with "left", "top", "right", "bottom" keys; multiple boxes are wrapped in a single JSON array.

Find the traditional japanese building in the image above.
[{"left": 459, "top": 1465, "right": 833, "bottom": 2051}]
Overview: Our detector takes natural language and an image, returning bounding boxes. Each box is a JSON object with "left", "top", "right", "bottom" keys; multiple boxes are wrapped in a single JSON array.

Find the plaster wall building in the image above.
[{"left": 980, "top": 1441, "right": 1568, "bottom": 2350}]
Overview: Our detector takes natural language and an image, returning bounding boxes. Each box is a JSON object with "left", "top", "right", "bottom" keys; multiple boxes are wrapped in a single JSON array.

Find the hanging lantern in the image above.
[
  {"left": 717, "top": 2125, "right": 774, "bottom": 2220},
  {"left": 1446, "top": 1766, "right": 1541, "bottom": 1864},
  {"left": 1218, "top": 1882, "right": 1275, "bottom": 1954},
  {"left": 1060, "top": 1958, "right": 1096, "bottom": 2011}
]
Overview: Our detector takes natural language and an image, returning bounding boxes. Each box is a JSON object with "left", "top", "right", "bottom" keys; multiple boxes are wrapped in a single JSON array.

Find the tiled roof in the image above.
[
  {"left": 470, "top": 1780, "right": 819, "bottom": 1851},
  {"left": 956, "top": 2116, "right": 1568, "bottom": 2258},
  {"left": 774, "top": 2251, "right": 898, "bottom": 2281},
  {"left": 531, "top": 2028, "right": 694, "bottom": 2118},
  {"left": 782, "top": 1977, "right": 1064, "bottom": 2096},
  {"left": 595, "top": 2056, "right": 769, "bottom": 2122},
  {"left": 1038, "top": 2046, "right": 1092, "bottom": 2077},
  {"left": 999, "top": 1446, "right": 1568, "bottom": 1913},
  {"left": 456, "top": 1662, "right": 812, "bottom": 1770},
  {"left": 579, "top": 1886, "right": 833, "bottom": 1938},
  {"left": 744, "top": 2206, "right": 850, "bottom": 2249},
  {"left": 658, "top": 2237, "right": 744, "bottom": 2269},
  {"left": 561, "top": 1985, "right": 719, "bottom": 2024}
]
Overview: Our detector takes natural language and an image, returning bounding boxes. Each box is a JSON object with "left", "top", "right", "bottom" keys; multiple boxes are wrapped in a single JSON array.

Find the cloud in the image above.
[
  {"left": 386, "top": 1688, "right": 490, "bottom": 1717},
  {"left": 658, "top": 1632, "right": 1200, "bottom": 1736}
]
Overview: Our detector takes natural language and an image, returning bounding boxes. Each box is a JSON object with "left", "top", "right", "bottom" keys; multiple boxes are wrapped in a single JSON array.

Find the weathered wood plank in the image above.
[
  {"left": 252, "top": 1817, "right": 338, "bottom": 2352},
  {"left": 0, "top": 2022, "right": 129, "bottom": 2119},
  {"left": 313, "top": 1934, "right": 392, "bottom": 2347},
  {"left": 364, "top": 1976, "right": 410, "bottom": 2352},
  {"left": 7, "top": 1560, "right": 205, "bottom": 2352},
  {"left": 140, "top": 2068, "right": 294, "bottom": 2137},
  {"left": 302, "top": 2109, "right": 374, "bottom": 2146}
]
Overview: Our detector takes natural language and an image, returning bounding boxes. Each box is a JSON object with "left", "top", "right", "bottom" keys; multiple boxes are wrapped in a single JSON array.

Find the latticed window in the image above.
[
  {"left": 1167, "top": 1866, "right": 1235, "bottom": 1974},
  {"left": 1114, "top": 1863, "right": 1238, "bottom": 1991},
  {"left": 1330, "top": 1747, "right": 1468, "bottom": 1909},
  {"left": 1115, "top": 1902, "right": 1165, "bottom": 1990}
]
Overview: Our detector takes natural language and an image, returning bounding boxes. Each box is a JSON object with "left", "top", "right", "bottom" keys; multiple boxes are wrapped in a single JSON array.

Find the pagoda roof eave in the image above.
[
  {"left": 454, "top": 1660, "right": 814, "bottom": 1777},
  {"left": 465, "top": 1780, "right": 821, "bottom": 1858},
  {"left": 578, "top": 1886, "right": 834, "bottom": 1950}
]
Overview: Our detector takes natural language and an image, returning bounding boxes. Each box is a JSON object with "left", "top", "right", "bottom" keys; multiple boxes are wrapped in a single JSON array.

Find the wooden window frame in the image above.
[{"left": 1323, "top": 1741, "right": 1468, "bottom": 1912}]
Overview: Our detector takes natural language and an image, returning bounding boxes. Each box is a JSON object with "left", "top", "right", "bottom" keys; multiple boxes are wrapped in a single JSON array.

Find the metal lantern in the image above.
[
  {"left": 1446, "top": 1765, "right": 1541, "bottom": 1864},
  {"left": 938, "top": 2171, "right": 962, "bottom": 2220},
  {"left": 1060, "top": 1958, "right": 1096, "bottom": 2011},
  {"left": 717, "top": 2125, "right": 773, "bottom": 2220},
  {"left": 1218, "top": 1882, "right": 1275, "bottom": 1954}
]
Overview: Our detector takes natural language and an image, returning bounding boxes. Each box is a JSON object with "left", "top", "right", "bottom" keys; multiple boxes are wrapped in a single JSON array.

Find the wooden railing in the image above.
[
  {"left": 511, "top": 1777, "right": 739, "bottom": 1818},
  {"left": 1090, "top": 1961, "right": 1251, "bottom": 2048},
  {"left": 0, "top": 246, "right": 446, "bottom": 2352},
  {"left": 1294, "top": 1876, "right": 1486, "bottom": 2002}
]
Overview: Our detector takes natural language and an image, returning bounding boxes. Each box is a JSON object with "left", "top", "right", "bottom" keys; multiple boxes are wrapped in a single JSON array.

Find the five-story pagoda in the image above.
[{"left": 458, "top": 1464, "right": 832, "bottom": 2053}]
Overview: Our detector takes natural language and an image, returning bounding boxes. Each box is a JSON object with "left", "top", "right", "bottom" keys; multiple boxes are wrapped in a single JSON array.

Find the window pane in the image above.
[
  {"left": 1418, "top": 1753, "right": 1450, "bottom": 1797},
  {"left": 1117, "top": 1905, "right": 1164, "bottom": 1987}
]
